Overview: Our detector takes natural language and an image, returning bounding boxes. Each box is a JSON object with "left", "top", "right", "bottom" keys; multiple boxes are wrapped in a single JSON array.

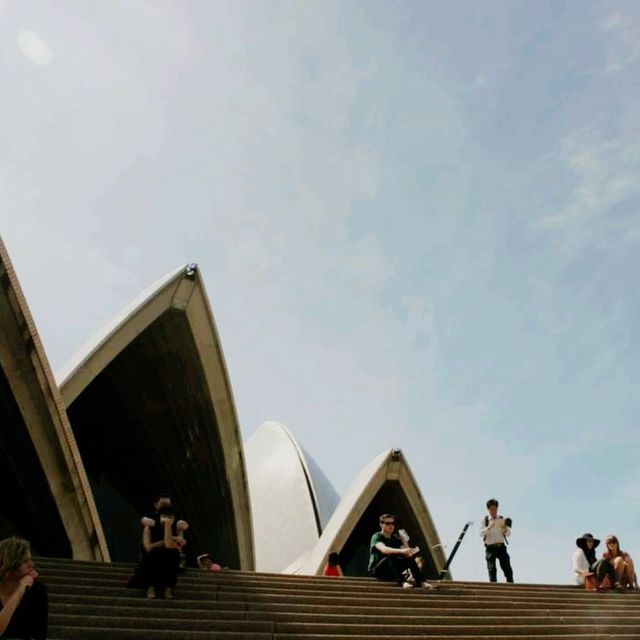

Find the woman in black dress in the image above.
[{"left": 129, "top": 498, "right": 187, "bottom": 599}]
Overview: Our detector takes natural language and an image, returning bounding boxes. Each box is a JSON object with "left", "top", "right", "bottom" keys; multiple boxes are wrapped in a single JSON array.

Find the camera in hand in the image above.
[{"left": 504, "top": 517, "right": 512, "bottom": 528}]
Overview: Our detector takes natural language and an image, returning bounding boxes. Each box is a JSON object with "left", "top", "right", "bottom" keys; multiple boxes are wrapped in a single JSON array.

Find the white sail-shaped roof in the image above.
[
  {"left": 288, "top": 448, "right": 447, "bottom": 578},
  {"left": 57, "top": 264, "right": 254, "bottom": 569},
  {"left": 245, "top": 421, "right": 339, "bottom": 572},
  {"left": 57, "top": 265, "right": 185, "bottom": 398}
]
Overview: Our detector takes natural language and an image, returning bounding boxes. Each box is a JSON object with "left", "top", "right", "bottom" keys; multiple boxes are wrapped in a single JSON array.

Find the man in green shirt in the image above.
[{"left": 368, "top": 513, "right": 433, "bottom": 589}]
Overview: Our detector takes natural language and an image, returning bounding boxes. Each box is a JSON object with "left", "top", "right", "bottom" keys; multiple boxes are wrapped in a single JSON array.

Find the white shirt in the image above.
[
  {"left": 479, "top": 515, "right": 511, "bottom": 545},
  {"left": 572, "top": 548, "right": 590, "bottom": 585}
]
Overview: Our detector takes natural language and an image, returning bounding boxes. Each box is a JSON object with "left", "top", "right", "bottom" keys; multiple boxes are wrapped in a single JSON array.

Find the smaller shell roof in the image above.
[
  {"left": 287, "top": 448, "right": 447, "bottom": 577},
  {"left": 244, "top": 421, "right": 339, "bottom": 573}
]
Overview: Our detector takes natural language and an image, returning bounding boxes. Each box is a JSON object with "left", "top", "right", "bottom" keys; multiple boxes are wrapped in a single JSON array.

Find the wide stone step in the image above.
[
  {"left": 41, "top": 575, "right": 595, "bottom": 600},
  {"left": 34, "top": 558, "right": 598, "bottom": 594},
  {"left": 35, "top": 562, "right": 587, "bottom": 594},
  {"left": 49, "top": 625, "right": 640, "bottom": 640},
  {"left": 51, "top": 587, "right": 638, "bottom": 615},
  {"left": 41, "top": 572, "right": 639, "bottom": 604},
  {"left": 48, "top": 594, "right": 640, "bottom": 617},
  {"left": 270, "top": 623, "right": 640, "bottom": 636},
  {"left": 50, "top": 603, "right": 640, "bottom": 628},
  {"left": 51, "top": 614, "right": 272, "bottom": 633},
  {"left": 49, "top": 608, "right": 640, "bottom": 627},
  {"left": 46, "top": 585, "right": 640, "bottom": 614},
  {"left": 38, "top": 568, "right": 637, "bottom": 602},
  {"left": 51, "top": 627, "right": 269, "bottom": 640}
]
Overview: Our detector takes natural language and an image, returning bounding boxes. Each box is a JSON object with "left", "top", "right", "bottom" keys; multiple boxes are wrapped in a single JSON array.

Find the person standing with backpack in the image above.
[{"left": 479, "top": 498, "right": 514, "bottom": 583}]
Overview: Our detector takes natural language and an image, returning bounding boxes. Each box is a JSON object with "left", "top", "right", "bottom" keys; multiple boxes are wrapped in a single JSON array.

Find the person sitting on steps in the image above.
[
  {"left": 0, "top": 537, "right": 48, "bottom": 640},
  {"left": 322, "top": 552, "right": 344, "bottom": 577},
  {"left": 602, "top": 535, "right": 638, "bottom": 590},
  {"left": 368, "top": 513, "right": 434, "bottom": 589},
  {"left": 197, "top": 554, "right": 222, "bottom": 571}
]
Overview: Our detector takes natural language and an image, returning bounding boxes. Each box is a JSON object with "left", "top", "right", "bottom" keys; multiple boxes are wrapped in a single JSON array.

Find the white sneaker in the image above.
[
  {"left": 146, "top": 587, "right": 156, "bottom": 599},
  {"left": 401, "top": 581, "right": 414, "bottom": 589}
]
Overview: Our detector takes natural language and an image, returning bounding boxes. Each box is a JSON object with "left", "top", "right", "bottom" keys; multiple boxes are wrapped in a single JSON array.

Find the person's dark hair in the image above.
[
  {"left": 486, "top": 499, "right": 499, "bottom": 509},
  {"left": 157, "top": 504, "right": 176, "bottom": 518},
  {"left": 379, "top": 513, "right": 395, "bottom": 524},
  {"left": 327, "top": 552, "right": 340, "bottom": 566}
]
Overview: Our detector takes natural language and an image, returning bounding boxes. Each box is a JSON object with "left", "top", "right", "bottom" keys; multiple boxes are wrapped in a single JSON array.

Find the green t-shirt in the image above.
[{"left": 368, "top": 531, "right": 402, "bottom": 572}]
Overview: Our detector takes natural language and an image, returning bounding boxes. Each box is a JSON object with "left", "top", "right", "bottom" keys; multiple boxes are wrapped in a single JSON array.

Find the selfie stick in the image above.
[{"left": 438, "top": 521, "right": 473, "bottom": 579}]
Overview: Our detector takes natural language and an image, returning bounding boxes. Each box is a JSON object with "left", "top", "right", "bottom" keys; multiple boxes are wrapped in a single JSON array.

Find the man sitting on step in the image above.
[{"left": 368, "top": 513, "right": 433, "bottom": 589}]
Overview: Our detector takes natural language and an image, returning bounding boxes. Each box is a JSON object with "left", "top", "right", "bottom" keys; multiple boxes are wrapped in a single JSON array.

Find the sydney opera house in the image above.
[{"left": 0, "top": 235, "right": 446, "bottom": 578}]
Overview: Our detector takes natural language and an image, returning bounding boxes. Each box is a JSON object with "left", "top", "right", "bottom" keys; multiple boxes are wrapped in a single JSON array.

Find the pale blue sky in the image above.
[{"left": 2, "top": 1, "right": 639, "bottom": 584}]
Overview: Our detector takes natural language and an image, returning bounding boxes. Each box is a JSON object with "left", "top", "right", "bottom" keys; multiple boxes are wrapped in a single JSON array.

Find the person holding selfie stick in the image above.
[
  {"left": 368, "top": 513, "right": 434, "bottom": 589},
  {"left": 479, "top": 498, "right": 514, "bottom": 583}
]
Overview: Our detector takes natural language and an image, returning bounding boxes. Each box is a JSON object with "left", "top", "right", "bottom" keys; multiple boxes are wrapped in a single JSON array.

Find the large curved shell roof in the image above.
[
  {"left": 0, "top": 237, "right": 108, "bottom": 560},
  {"left": 288, "top": 448, "right": 447, "bottom": 578},
  {"left": 58, "top": 264, "right": 254, "bottom": 569},
  {"left": 244, "top": 421, "right": 339, "bottom": 572}
]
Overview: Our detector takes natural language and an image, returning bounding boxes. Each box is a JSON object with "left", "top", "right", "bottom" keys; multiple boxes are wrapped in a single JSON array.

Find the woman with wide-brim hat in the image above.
[
  {"left": 573, "top": 533, "right": 599, "bottom": 585},
  {"left": 573, "top": 533, "right": 616, "bottom": 588}
]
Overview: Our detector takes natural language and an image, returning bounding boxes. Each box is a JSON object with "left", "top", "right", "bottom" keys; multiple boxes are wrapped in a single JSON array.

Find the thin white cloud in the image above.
[
  {"left": 536, "top": 123, "right": 640, "bottom": 258},
  {"left": 602, "top": 12, "right": 626, "bottom": 32},
  {"left": 17, "top": 30, "right": 53, "bottom": 66},
  {"left": 600, "top": 11, "right": 640, "bottom": 74}
]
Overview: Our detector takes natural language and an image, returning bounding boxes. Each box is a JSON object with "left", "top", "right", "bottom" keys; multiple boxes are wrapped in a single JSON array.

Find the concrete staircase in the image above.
[{"left": 37, "top": 557, "right": 640, "bottom": 639}]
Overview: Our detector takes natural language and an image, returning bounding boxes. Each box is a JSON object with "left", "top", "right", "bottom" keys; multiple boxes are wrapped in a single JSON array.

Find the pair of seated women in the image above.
[{"left": 573, "top": 533, "right": 637, "bottom": 590}]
